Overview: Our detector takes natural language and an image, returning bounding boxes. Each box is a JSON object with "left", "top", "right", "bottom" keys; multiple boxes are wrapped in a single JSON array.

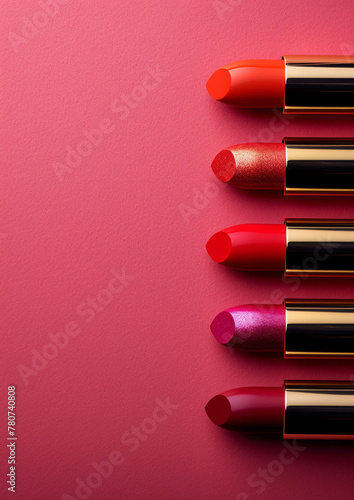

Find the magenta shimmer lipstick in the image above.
[{"left": 210, "top": 300, "right": 354, "bottom": 358}]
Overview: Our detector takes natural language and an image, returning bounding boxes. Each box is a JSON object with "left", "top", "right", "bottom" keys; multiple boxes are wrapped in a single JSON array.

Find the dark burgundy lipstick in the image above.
[{"left": 205, "top": 381, "right": 354, "bottom": 439}]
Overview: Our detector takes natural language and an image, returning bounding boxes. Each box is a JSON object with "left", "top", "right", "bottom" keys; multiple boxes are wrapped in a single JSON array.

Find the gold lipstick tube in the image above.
[
  {"left": 284, "top": 138, "right": 354, "bottom": 195},
  {"left": 283, "top": 55, "right": 354, "bottom": 113},
  {"left": 285, "top": 219, "right": 354, "bottom": 277},
  {"left": 284, "top": 381, "right": 354, "bottom": 440},
  {"left": 284, "top": 299, "right": 354, "bottom": 358}
]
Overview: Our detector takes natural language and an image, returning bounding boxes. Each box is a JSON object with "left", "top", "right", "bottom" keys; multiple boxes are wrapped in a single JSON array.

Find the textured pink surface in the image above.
[{"left": 1, "top": 1, "right": 354, "bottom": 499}]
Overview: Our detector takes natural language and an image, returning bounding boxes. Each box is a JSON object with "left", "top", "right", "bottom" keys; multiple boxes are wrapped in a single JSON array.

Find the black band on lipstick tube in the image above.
[
  {"left": 284, "top": 381, "right": 354, "bottom": 440},
  {"left": 283, "top": 55, "right": 354, "bottom": 113},
  {"left": 284, "top": 138, "right": 354, "bottom": 195},
  {"left": 285, "top": 219, "right": 354, "bottom": 276},
  {"left": 284, "top": 299, "right": 354, "bottom": 358}
]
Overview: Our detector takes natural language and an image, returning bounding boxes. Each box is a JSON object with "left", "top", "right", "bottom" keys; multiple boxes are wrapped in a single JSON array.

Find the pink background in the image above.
[{"left": 2, "top": 1, "right": 354, "bottom": 498}]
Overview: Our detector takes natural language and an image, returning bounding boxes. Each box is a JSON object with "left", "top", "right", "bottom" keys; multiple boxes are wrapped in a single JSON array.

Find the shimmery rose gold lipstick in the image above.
[
  {"left": 205, "top": 381, "right": 354, "bottom": 439},
  {"left": 212, "top": 138, "right": 354, "bottom": 195},
  {"left": 207, "top": 56, "right": 354, "bottom": 113}
]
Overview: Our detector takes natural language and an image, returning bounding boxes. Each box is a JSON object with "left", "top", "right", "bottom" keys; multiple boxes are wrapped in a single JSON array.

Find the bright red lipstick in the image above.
[
  {"left": 206, "top": 59, "right": 285, "bottom": 108},
  {"left": 212, "top": 138, "right": 354, "bottom": 195},
  {"left": 205, "top": 382, "right": 354, "bottom": 439},
  {"left": 211, "top": 300, "right": 354, "bottom": 358},
  {"left": 206, "top": 223, "right": 286, "bottom": 270},
  {"left": 206, "top": 219, "right": 354, "bottom": 277},
  {"left": 207, "top": 55, "right": 354, "bottom": 113}
]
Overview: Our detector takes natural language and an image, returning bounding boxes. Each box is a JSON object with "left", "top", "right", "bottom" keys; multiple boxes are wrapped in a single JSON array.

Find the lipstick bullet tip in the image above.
[
  {"left": 210, "top": 311, "right": 235, "bottom": 345},
  {"left": 211, "top": 149, "right": 236, "bottom": 183},
  {"left": 206, "top": 232, "right": 232, "bottom": 263},
  {"left": 205, "top": 395, "right": 231, "bottom": 426},
  {"left": 206, "top": 68, "right": 231, "bottom": 101}
]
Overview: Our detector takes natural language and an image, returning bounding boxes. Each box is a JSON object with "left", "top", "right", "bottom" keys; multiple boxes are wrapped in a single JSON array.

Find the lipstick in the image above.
[
  {"left": 206, "top": 219, "right": 354, "bottom": 277},
  {"left": 211, "top": 300, "right": 354, "bottom": 358},
  {"left": 212, "top": 138, "right": 354, "bottom": 195},
  {"left": 205, "top": 382, "right": 354, "bottom": 439},
  {"left": 206, "top": 56, "right": 354, "bottom": 113}
]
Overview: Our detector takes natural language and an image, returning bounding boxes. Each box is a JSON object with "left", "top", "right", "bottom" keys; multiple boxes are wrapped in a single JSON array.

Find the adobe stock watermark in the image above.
[
  {"left": 61, "top": 397, "right": 179, "bottom": 500},
  {"left": 245, "top": 108, "right": 297, "bottom": 143},
  {"left": 179, "top": 109, "right": 297, "bottom": 225},
  {"left": 179, "top": 178, "right": 227, "bottom": 224},
  {"left": 213, "top": 0, "right": 243, "bottom": 21},
  {"left": 235, "top": 440, "right": 306, "bottom": 499},
  {"left": 9, "top": 0, "right": 71, "bottom": 53},
  {"left": 16, "top": 267, "right": 134, "bottom": 386},
  {"left": 53, "top": 118, "right": 116, "bottom": 182},
  {"left": 225, "top": 237, "right": 340, "bottom": 351},
  {"left": 53, "top": 65, "right": 169, "bottom": 182}
]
